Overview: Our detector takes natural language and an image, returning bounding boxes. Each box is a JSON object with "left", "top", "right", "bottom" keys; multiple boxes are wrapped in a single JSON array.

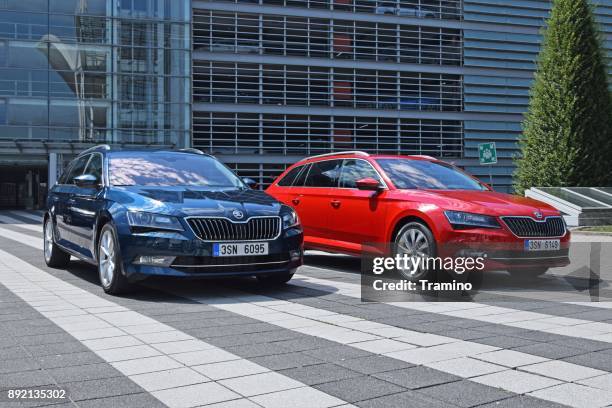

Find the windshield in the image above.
[
  {"left": 377, "top": 159, "right": 487, "bottom": 191},
  {"left": 109, "top": 152, "right": 244, "bottom": 188}
]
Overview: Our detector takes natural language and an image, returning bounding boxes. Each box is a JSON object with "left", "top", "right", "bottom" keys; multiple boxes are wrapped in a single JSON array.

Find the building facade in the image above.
[
  {"left": 0, "top": 0, "right": 190, "bottom": 208},
  {"left": 1, "top": 0, "right": 612, "bottom": 208},
  {"left": 191, "top": 0, "right": 612, "bottom": 191}
]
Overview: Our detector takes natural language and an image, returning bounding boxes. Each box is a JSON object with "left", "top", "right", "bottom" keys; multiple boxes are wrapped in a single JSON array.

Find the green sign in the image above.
[{"left": 478, "top": 142, "right": 497, "bottom": 165}]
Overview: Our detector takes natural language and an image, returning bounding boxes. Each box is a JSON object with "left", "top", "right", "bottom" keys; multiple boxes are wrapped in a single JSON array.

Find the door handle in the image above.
[
  {"left": 331, "top": 200, "right": 341, "bottom": 208},
  {"left": 292, "top": 197, "right": 301, "bottom": 205}
]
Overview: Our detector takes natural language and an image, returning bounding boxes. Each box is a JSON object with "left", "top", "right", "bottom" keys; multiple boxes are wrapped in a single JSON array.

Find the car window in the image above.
[
  {"left": 304, "top": 160, "right": 342, "bottom": 188},
  {"left": 109, "top": 152, "right": 244, "bottom": 188},
  {"left": 277, "top": 165, "right": 304, "bottom": 187},
  {"left": 340, "top": 159, "right": 383, "bottom": 188},
  {"left": 65, "top": 155, "right": 91, "bottom": 185},
  {"left": 293, "top": 163, "right": 310, "bottom": 187},
  {"left": 84, "top": 154, "right": 103, "bottom": 183},
  {"left": 376, "top": 158, "right": 487, "bottom": 191}
]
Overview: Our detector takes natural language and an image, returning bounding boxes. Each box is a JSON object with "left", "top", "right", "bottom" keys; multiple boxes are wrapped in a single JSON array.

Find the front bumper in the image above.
[
  {"left": 438, "top": 227, "right": 571, "bottom": 271},
  {"left": 115, "top": 224, "right": 303, "bottom": 281}
]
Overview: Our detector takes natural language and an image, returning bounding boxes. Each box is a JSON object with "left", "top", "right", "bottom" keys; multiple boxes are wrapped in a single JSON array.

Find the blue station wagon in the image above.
[{"left": 44, "top": 146, "right": 303, "bottom": 294}]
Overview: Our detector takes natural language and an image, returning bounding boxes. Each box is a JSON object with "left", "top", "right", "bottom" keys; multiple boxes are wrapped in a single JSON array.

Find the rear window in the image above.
[{"left": 109, "top": 152, "right": 244, "bottom": 188}]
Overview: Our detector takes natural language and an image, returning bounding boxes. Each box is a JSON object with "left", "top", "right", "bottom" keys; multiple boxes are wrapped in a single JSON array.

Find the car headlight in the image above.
[
  {"left": 127, "top": 211, "right": 184, "bottom": 232},
  {"left": 281, "top": 208, "right": 300, "bottom": 229},
  {"left": 444, "top": 211, "right": 500, "bottom": 229}
]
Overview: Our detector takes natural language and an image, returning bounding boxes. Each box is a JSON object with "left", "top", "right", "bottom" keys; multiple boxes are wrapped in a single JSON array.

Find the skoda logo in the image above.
[
  {"left": 534, "top": 211, "right": 543, "bottom": 219},
  {"left": 232, "top": 210, "right": 245, "bottom": 220}
]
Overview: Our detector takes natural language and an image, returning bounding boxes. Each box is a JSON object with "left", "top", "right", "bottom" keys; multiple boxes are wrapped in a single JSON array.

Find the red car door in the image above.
[
  {"left": 327, "top": 158, "right": 389, "bottom": 253},
  {"left": 293, "top": 159, "right": 342, "bottom": 250}
]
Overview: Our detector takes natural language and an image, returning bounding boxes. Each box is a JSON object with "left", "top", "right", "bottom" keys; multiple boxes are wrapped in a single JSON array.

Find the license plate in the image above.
[
  {"left": 213, "top": 242, "right": 269, "bottom": 257},
  {"left": 524, "top": 239, "right": 560, "bottom": 251}
]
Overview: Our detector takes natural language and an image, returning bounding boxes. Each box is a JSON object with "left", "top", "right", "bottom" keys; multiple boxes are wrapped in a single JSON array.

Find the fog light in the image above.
[
  {"left": 133, "top": 256, "right": 175, "bottom": 267},
  {"left": 290, "top": 249, "right": 302, "bottom": 261}
]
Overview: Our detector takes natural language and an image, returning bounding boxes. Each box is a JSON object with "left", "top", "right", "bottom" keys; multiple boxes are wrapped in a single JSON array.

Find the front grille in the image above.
[
  {"left": 501, "top": 217, "right": 566, "bottom": 238},
  {"left": 187, "top": 217, "right": 281, "bottom": 241}
]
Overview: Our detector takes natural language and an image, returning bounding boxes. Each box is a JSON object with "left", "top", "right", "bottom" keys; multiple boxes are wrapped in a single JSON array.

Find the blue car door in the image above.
[
  {"left": 54, "top": 155, "right": 90, "bottom": 250},
  {"left": 70, "top": 153, "right": 105, "bottom": 259}
]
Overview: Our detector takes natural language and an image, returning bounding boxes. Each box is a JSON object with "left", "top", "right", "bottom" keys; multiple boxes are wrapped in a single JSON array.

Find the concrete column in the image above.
[{"left": 49, "top": 153, "right": 58, "bottom": 189}]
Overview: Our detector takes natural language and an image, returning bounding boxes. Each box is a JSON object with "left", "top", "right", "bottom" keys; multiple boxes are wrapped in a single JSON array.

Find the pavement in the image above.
[{"left": 0, "top": 210, "right": 612, "bottom": 408}]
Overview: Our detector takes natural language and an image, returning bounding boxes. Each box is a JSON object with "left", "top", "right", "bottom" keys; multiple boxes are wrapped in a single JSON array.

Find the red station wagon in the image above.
[{"left": 267, "top": 151, "right": 570, "bottom": 280}]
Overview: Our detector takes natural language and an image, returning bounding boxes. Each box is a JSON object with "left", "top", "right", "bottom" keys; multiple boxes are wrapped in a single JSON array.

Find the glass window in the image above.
[
  {"left": 65, "top": 154, "right": 91, "bottom": 184},
  {"left": 377, "top": 159, "right": 487, "bottom": 191},
  {"left": 277, "top": 165, "right": 305, "bottom": 187},
  {"left": 0, "top": 99, "right": 5, "bottom": 124},
  {"left": 84, "top": 154, "right": 103, "bottom": 182},
  {"left": 293, "top": 163, "right": 310, "bottom": 187},
  {"left": 304, "top": 160, "right": 342, "bottom": 187},
  {"left": 109, "top": 152, "right": 245, "bottom": 188},
  {"left": 340, "top": 159, "right": 382, "bottom": 188}
]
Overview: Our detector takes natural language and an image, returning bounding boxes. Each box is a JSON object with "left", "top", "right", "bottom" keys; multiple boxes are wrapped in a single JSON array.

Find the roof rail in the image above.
[
  {"left": 177, "top": 148, "right": 206, "bottom": 155},
  {"left": 306, "top": 151, "right": 370, "bottom": 160},
  {"left": 80, "top": 145, "right": 111, "bottom": 155}
]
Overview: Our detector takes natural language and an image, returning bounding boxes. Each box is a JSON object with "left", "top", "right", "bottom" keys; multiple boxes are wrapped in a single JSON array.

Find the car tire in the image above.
[
  {"left": 43, "top": 217, "right": 71, "bottom": 268},
  {"left": 508, "top": 267, "right": 549, "bottom": 278},
  {"left": 394, "top": 221, "right": 437, "bottom": 281},
  {"left": 98, "top": 223, "right": 132, "bottom": 295},
  {"left": 257, "top": 269, "right": 296, "bottom": 285}
]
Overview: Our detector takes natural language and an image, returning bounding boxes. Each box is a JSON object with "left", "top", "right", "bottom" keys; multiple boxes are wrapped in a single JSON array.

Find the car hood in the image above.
[
  {"left": 108, "top": 186, "right": 282, "bottom": 218},
  {"left": 397, "top": 190, "right": 560, "bottom": 217}
]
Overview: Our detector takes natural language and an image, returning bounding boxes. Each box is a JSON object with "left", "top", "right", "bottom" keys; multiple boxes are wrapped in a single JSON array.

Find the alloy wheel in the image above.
[
  {"left": 396, "top": 226, "right": 431, "bottom": 279},
  {"left": 44, "top": 219, "right": 54, "bottom": 262},
  {"left": 99, "top": 230, "right": 116, "bottom": 287}
]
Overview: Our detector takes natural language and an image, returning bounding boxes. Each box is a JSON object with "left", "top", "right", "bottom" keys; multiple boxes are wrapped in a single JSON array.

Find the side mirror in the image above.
[
  {"left": 242, "top": 177, "right": 259, "bottom": 189},
  {"left": 74, "top": 174, "right": 99, "bottom": 188},
  {"left": 356, "top": 177, "right": 383, "bottom": 192}
]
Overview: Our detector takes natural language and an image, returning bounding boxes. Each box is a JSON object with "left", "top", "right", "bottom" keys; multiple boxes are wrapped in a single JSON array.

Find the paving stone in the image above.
[
  {"left": 373, "top": 366, "right": 460, "bottom": 390},
  {"left": 220, "top": 371, "right": 304, "bottom": 397},
  {"left": 577, "top": 373, "right": 612, "bottom": 392},
  {"left": 474, "top": 349, "right": 548, "bottom": 368},
  {"left": 23, "top": 341, "right": 89, "bottom": 357},
  {"left": 476, "top": 395, "right": 569, "bottom": 408},
  {"left": 471, "top": 369, "right": 562, "bottom": 394},
  {"left": 46, "top": 363, "right": 123, "bottom": 383},
  {"left": 563, "top": 351, "right": 612, "bottom": 371},
  {"left": 357, "top": 390, "right": 458, "bottom": 408},
  {"left": 250, "top": 386, "right": 348, "bottom": 408},
  {"left": 152, "top": 382, "right": 241, "bottom": 408},
  {"left": 224, "top": 342, "right": 293, "bottom": 358},
  {"left": 335, "top": 355, "right": 413, "bottom": 375},
  {"left": 314, "top": 376, "right": 405, "bottom": 403},
  {"left": 0, "top": 356, "right": 41, "bottom": 374},
  {"left": 512, "top": 342, "right": 586, "bottom": 359},
  {"left": 418, "top": 379, "right": 515, "bottom": 408},
  {"left": 112, "top": 355, "right": 184, "bottom": 376},
  {"left": 38, "top": 352, "right": 104, "bottom": 370},
  {"left": 475, "top": 335, "right": 539, "bottom": 349},
  {"left": 130, "top": 367, "right": 209, "bottom": 391},
  {"left": 426, "top": 357, "right": 507, "bottom": 378},
  {"left": 520, "top": 360, "right": 607, "bottom": 382},
  {"left": 251, "top": 351, "right": 323, "bottom": 370},
  {"left": 77, "top": 392, "right": 167, "bottom": 408},
  {"left": 171, "top": 349, "right": 240, "bottom": 366},
  {"left": 64, "top": 377, "right": 144, "bottom": 401},
  {"left": 0, "top": 370, "right": 56, "bottom": 390},
  {"left": 302, "top": 345, "right": 372, "bottom": 362},
  {"left": 193, "top": 359, "right": 269, "bottom": 380},
  {"left": 279, "top": 363, "right": 363, "bottom": 385},
  {"left": 528, "top": 383, "right": 612, "bottom": 408}
]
